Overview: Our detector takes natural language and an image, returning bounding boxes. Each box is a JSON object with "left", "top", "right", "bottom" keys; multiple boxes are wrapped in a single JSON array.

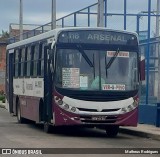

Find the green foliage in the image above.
[
  {"left": 0, "top": 90, "right": 5, "bottom": 103},
  {"left": 2, "top": 99, "right": 5, "bottom": 103},
  {"left": 1, "top": 30, "right": 9, "bottom": 38}
]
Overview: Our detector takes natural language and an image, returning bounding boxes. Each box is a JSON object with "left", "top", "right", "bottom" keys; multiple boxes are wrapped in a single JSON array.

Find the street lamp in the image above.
[
  {"left": 51, "top": 0, "right": 56, "bottom": 29},
  {"left": 97, "top": 0, "right": 104, "bottom": 27},
  {"left": 156, "top": 0, "right": 160, "bottom": 37}
]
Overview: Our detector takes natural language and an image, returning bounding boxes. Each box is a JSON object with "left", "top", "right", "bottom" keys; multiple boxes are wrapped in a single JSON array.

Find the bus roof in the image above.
[{"left": 7, "top": 27, "right": 138, "bottom": 50}]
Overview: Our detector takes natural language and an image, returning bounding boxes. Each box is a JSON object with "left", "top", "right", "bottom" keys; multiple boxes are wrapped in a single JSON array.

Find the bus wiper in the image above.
[
  {"left": 76, "top": 44, "right": 94, "bottom": 67},
  {"left": 106, "top": 48, "right": 120, "bottom": 69},
  {"left": 105, "top": 48, "right": 120, "bottom": 77}
]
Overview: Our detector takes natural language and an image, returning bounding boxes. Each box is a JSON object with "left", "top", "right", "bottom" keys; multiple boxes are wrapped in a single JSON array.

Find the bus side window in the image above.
[
  {"left": 32, "top": 44, "right": 39, "bottom": 77},
  {"left": 14, "top": 49, "right": 19, "bottom": 77},
  {"left": 37, "top": 43, "right": 42, "bottom": 76},
  {"left": 26, "top": 46, "right": 31, "bottom": 77},
  {"left": 20, "top": 47, "right": 26, "bottom": 77},
  {"left": 30, "top": 46, "right": 34, "bottom": 76},
  {"left": 30, "top": 45, "right": 38, "bottom": 77},
  {"left": 39, "top": 43, "right": 44, "bottom": 77}
]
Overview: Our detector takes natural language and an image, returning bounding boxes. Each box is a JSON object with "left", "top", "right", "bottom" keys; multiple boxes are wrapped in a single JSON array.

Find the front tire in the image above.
[
  {"left": 44, "top": 122, "right": 52, "bottom": 133},
  {"left": 105, "top": 125, "right": 119, "bottom": 137}
]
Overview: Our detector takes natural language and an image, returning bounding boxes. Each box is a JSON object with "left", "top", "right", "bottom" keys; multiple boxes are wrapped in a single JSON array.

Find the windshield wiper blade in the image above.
[
  {"left": 76, "top": 44, "right": 94, "bottom": 67},
  {"left": 105, "top": 48, "right": 120, "bottom": 78},
  {"left": 106, "top": 48, "right": 120, "bottom": 70}
]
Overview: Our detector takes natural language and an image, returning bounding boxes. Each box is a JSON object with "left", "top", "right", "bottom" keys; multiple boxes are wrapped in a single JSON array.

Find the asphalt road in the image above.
[{"left": 0, "top": 108, "right": 159, "bottom": 157}]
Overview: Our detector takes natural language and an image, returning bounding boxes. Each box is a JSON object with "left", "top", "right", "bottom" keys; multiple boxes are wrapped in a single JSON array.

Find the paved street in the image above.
[{"left": 0, "top": 108, "right": 159, "bottom": 157}]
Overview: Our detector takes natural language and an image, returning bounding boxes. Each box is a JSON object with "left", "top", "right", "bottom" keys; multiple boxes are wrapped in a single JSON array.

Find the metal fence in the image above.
[
  {"left": 8, "top": 1, "right": 160, "bottom": 101},
  {"left": 9, "top": 0, "right": 159, "bottom": 42},
  {"left": 139, "top": 39, "right": 160, "bottom": 103}
]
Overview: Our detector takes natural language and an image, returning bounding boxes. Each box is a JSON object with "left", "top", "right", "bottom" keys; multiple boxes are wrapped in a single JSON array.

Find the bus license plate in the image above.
[{"left": 92, "top": 116, "right": 106, "bottom": 121}]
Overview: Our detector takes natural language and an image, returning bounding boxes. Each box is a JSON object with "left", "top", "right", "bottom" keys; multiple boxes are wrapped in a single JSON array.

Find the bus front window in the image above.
[
  {"left": 102, "top": 51, "right": 138, "bottom": 91},
  {"left": 55, "top": 49, "right": 138, "bottom": 91}
]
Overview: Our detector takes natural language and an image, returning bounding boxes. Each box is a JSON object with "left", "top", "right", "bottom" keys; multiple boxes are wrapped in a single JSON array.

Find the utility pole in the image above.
[
  {"left": 157, "top": 0, "right": 160, "bottom": 102},
  {"left": 19, "top": 0, "right": 23, "bottom": 40},
  {"left": 51, "top": 0, "right": 56, "bottom": 29},
  {"left": 97, "top": 0, "right": 104, "bottom": 27},
  {"left": 156, "top": 0, "right": 160, "bottom": 37}
]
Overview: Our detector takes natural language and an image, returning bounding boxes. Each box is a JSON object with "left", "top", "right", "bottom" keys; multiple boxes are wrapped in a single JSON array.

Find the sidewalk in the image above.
[
  {"left": 120, "top": 124, "right": 160, "bottom": 140},
  {"left": 0, "top": 103, "right": 159, "bottom": 140}
]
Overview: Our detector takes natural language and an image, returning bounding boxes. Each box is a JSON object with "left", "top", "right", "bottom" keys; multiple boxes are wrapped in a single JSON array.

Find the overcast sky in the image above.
[
  {"left": 0, "top": 0, "right": 158, "bottom": 34},
  {"left": 0, "top": 0, "right": 97, "bottom": 32}
]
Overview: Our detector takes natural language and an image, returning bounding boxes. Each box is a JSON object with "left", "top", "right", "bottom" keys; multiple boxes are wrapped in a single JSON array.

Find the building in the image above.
[
  {"left": 0, "top": 23, "right": 44, "bottom": 92},
  {"left": 0, "top": 40, "right": 7, "bottom": 92},
  {"left": 9, "top": 23, "right": 51, "bottom": 43}
]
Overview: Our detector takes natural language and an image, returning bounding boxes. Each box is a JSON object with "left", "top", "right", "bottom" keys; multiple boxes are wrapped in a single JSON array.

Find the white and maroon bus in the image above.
[{"left": 6, "top": 27, "right": 144, "bottom": 137}]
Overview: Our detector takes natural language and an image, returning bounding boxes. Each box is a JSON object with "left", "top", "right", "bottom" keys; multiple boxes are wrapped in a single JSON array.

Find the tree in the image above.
[
  {"left": 0, "top": 30, "right": 9, "bottom": 42},
  {"left": 1, "top": 30, "right": 9, "bottom": 38}
]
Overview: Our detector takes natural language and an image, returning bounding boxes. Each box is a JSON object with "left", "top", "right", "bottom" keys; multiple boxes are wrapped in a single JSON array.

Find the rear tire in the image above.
[
  {"left": 39, "top": 99, "right": 44, "bottom": 122},
  {"left": 17, "top": 100, "right": 26, "bottom": 123},
  {"left": 105, "top": 125, "right": 119, "bottom": 137}
]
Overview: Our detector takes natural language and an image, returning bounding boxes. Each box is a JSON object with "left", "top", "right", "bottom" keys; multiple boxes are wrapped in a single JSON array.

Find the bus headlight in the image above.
[
  {"left": 121, "top": 99, "right": 139, "bottom": 114},
  {"left": 54, "top": 96, "right": 79, "bottom": 113},
  {"left": 127, "top": 105, "right": 133, "bottom": 112},
  {"left": 64, "top": 104, "right": 69, "bottom": 110},
  {"left": 71, "top": 107, "right": 77, "bottom": 112},
  {"left": 58, "top": 100, "right": 63, "bottom": 106},
  {"left": 132, "top": 99, "right": 138, "bottom": 108}
]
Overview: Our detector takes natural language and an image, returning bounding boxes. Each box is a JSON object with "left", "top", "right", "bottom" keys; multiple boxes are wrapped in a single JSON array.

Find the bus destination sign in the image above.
[{"left": 58, "top": 30, "right": 137, "bottom": 45}]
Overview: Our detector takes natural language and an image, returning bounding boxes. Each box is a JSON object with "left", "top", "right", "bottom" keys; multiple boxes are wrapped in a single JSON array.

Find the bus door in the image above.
[
  {"left": 7, "top": 50, "right": 14, "bottom": 113},
  {"left": 43, "top": 45, "right": 53, "bottom": 123}
]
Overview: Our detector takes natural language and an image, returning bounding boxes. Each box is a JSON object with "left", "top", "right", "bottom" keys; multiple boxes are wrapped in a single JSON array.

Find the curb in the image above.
[{"left": 119, "top": 128, "right": 160, "bottom": 141}]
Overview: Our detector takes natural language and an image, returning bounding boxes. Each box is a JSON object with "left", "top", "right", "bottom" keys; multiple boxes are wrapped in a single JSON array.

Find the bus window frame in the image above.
[
  {"left": 26, "top": 46, "right": 31, "bottom": 77},
  {"left": 38, "top": 42, "right": 46, "bottom": 77},
  {"left": 19, "top": 47, "right": 26, "bottom": 77},
  {"left": 30, "top": 45, "right": 34, "bottom": 77},
  {"left": 14, "top": 49, "right": 20, "bottom": 78},
  {"left": 37, "top": 43, "right": 42, "bottom": 77}
]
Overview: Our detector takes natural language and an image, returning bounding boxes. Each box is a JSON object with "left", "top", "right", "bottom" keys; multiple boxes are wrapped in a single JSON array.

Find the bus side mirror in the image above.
[
  {"left": 51, "top": 41, "right": 56, "bottom": 49},
  {"left": 51, "top": 41, "right": 56, "bottom": 72},
  {"left": 140, "top": 58, "right": 145, "bottom": 81}
]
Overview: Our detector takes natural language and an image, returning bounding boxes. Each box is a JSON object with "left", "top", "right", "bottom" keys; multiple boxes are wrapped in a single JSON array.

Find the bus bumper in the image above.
[{"left": 54, "top": 105, "right": 138, "bottom": 127}]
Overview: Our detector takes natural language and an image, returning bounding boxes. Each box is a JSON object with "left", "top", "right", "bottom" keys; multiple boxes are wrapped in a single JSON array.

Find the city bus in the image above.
[{"left": 6, "top": 27, "right": 144, "bottom": 137}]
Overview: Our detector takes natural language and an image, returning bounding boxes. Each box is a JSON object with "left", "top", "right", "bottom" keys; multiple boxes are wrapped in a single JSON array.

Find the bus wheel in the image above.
[
  {"left": 105, "top": 125, "right": 119, "bottom": 137},
  {"left": 16, "top": 100, "right": 25, "bottom": 123},
  {"left": 39, "top": 99, "right": 44, "bottom": 122},
  {"left": 44, "top": 122, "right": 52, "bottom": 133}
]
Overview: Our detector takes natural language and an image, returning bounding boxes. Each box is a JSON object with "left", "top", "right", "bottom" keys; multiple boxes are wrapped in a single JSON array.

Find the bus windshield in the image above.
[{"left": 55, "top": 47, "right": 138, "bottom": 91}]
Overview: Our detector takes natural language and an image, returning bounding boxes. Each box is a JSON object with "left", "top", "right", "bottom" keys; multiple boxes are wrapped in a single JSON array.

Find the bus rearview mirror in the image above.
[{"left": 140, "top": 59, "right": 145, "bottom": 81}]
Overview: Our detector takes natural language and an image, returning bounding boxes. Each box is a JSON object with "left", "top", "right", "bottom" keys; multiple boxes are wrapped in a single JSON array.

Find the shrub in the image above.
[
  {"left": 2, "top": 99, "right": 5, "bottom": 103},
  {"left": 0, "top": 95, "right": 5, "bottom": 103}
]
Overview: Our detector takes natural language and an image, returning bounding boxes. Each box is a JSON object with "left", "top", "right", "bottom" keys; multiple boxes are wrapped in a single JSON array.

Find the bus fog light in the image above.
[
  {"left": 58, "top": 100, "right": 63, "bottom": 105},
  {"left": 71, "top": 107, "right": 76, "bottom": 112},
  {"left": 64, "top": 104, "right": 69, "bottom": 110}
]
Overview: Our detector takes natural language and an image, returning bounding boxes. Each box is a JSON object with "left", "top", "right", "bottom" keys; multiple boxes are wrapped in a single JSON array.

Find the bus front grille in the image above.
[{"left": 78, "top": 108, "right": 120, "bottom": 112}]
